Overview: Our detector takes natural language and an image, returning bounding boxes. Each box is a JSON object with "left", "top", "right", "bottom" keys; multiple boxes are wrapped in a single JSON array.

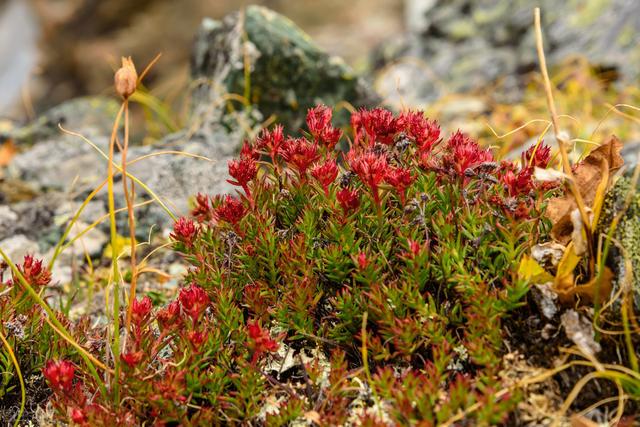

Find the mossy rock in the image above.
[
  {"left": 190, "top": 5, "right": 380, "bottom": 133},
  {"left": 597, "top": 172, "right": 640, "bottom": 312}
]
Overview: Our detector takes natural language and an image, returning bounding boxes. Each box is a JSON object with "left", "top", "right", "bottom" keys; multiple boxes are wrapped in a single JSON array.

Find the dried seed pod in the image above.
[{"left": 114, "top": 56, "right": 138, "bottom": 99}]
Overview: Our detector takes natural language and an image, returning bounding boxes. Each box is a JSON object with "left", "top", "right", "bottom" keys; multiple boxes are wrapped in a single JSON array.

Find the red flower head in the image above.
[
  {"left": 131, "top": 295, "right": 153, "bottom": 326},
  {"left": 157, "top": 300, "right": 181, "bottom": 330},
  {"left": 443, "top": 131, "right": 494, "bottom": 179},
  {"left": 281, "top": 137, "right": 320, "bottom": 176},
  {"left": 336, "top": 187, "right": 360, "bottom": 214},
  {"left": 307, "top": 105, "right": 343, "bottom": 149},
  {"left": 227, "top": 157, "right": 257, "bottom": 193},
  {"left": 396, "top": 111, "right": 440, "bottom": 152},
  {"left": 356, "top": 252, "right": 369, "bottom": 270},
  {"left": 255, "top": 124, "right": 285, "bottom": 161},
  {"left": 311, "top": 159, "right": 339, "bottom": 196},
  {"left": 191, "top": 193, "right": 213, "bottom": 222},
  {"left": 405, "top": 240, "right": 423, "bottom": 259},
  {"left": 14, "top": 254, "right": 51, "bottom": 288},
  {"left": 240, "top": 140, "right": 260, "bottom": 161},
  {"left": 522, "top": 143, "right": 551, "bottom": 169},
  {"left": 179, "top": 284, "right": 209, "bottom": 322},
  {"left": 121, "top": 350, "right": 144, "bottom": 368},
  {"left": 347, "top": 150, "right": 389, "bottom": 206},
  {"left": 351, "top": 108, "right": 397, "bottom": 146},
  {"left": 188, "top": 330, "right": 208, "bottom": 350},
  {"left": 215, "top": 195, "right": 247, "bottom": 226},
  {"left": 307, "top": 104, "right": 333, "bottom": 137},
  {"left": 170, "top": 217, "right": 197, "bottom": 248},
  {"left": 43, "top": 359, "right": 75, "bottom": 391},
  {"left": 70, "top": 407, "right": 86, "bottom": 424},
  {"left": 500, "top": 165, "right": 534, "bottom": 197},
  {"left": 385, "top": 166, "right": 415, "bottom": 204},
  {"left": 247, "top": 320, "right": 279, "bottom": 363}
]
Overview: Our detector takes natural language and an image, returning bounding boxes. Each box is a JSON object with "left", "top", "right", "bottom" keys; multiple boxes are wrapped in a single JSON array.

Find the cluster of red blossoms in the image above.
[
  {"left": 5, "top": 254, "right": 52, "bottom": 288},
  {"left": 183, "top": 105, "right": 550, "bottom": 232}
]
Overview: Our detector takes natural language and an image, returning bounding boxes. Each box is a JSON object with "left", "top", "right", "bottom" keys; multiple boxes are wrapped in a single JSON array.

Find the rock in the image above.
[
  {"left": 0, "top": 234, "right": 40, "bottom": 262},
  {"left": 190, "top": 5, "right": 380, "bottom": 133},
  {"left": 375, "top": 0, "right": 640, "bottom": 105},
  {"left": 596, "top": 172, "right": 640, "bottom": 312}
]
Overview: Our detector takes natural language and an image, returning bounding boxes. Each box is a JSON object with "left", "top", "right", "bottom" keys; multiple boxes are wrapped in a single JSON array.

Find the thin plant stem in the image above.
[
  {"left": 0, "top": 328, "right": 25, "bottom": 427},
  {"left": 534, "top": 8, "right": 594, "bottom": 274}
]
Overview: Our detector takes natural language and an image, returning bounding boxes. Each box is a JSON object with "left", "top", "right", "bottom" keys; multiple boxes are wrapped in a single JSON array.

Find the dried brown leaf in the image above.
[{"left": 547, "top": 136, "right": 623, "bottom": 244}]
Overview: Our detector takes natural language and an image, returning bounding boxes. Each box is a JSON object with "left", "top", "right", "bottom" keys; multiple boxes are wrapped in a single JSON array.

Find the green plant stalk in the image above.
[
  {"left": 0, "top": 328, "right": 24, "bottom": 427},
  {"left": 0, "top": 247, "right": 108, "bottom": 398},
  {"left": 106, "top": 103, "right": 125, "bottom": 404}
]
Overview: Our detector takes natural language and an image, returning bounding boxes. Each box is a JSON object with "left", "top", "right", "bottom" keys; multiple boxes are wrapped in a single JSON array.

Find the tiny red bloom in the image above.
[
  {"left": 311, "top": 160, "right": 339, "bottom": 196},
  {"left": 215, "top": 195, "right": 247, "bottom": 226},
  {"left": 356, "top": 252, "right": 369, "bottom": 270},
  {"left": 396, "top": 111, "right": 440, "bottom": 152},
  {"left": 306, "top": 105, "right": 343, "bottom": 149},
  {"left": 281, "top": 137, "right": 319, "bottom": 176},
  {"left": 443, "top": 131, "right": 494, "bottom": 180},
  {"left": 406, "top": 240, "right": 422, "bottom": 258},
  {"left": 351, "top": 108, "right": 397, "bottom": 145},
  {"left": 157, "top": 300, "right": 181, "bottom": 330},
  {"left": 385, "top": 166, "right": 415, "bottom": 204},
  {"left": 228, "top": 157, "right": 257, "bottom": 190},
  {"left": 121, "top": 350, "right": 144, "bottom": 367},
  {"left": 247, "top": 320, "right": 279, "bottom": 363},
  {"left": 179, "top": 284, "right": 209, "bottom": 322},
  {"left": 14, "top": 254, "right": 51, "bottom": 288},
  {"left": 170, "top": 217, "right": 198, "bottom": 248},
  {"left": 43, "top": 359, "right": 75, "bottom": 391},
  {"left": 306, "top": 104, "right": 333, "bottom": 138},
  {"left": 188, "top": 330, "right": 208, "bottom": 350},
  {"left": 191, "top": 193, "right": 213, "bottom": 222},
  {"left": 131, "top": 295, "right": 153, "bottom": 325},
  {"left": 240, "top": 140, "right": 259, "bottom": 160},
  {"left": 500, "top": 165, "right": 534, "bottom": 197},
  {"left": 336, "top": 187, "right": 360, "bottom": 214},
  {"left": 255, "top": 124, "right": 285, "bottom": 161},
  {"left": 522, "top": 143, "right": 551, "bottom": 169},
  {"left": 70, "top": 407, "right": 86, "bottom": 424},
  {"left": 347, "top": 151, "right": 389, "bottom": 206}
]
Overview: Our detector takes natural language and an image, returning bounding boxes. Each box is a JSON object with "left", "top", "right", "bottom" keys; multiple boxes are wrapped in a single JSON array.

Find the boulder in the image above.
[{"left": 375, "top": 0, "right": 640, "bottom": 105}]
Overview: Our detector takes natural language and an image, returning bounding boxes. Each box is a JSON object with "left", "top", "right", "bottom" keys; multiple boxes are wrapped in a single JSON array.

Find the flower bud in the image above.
[{"left": 114, "top": 57, "right": 138, "bottom": 99}]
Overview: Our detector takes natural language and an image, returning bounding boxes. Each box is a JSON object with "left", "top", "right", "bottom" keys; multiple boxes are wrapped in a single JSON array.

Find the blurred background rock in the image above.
[{"left": 0, "top": 0, "right": 403, "bottom": 120}]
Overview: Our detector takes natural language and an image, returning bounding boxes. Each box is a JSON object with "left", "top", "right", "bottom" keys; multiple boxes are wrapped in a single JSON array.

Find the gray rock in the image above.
[
  {"left": 0, "top": 234, "right": 40, "bottom": 262},
  {"left": 375, "top": 0, "right": 640, "bottom": 105},
  {"left": 191, "top": 5, "right": 380, "bottom": 133},
  {"left": 596, "top": 172, "right": 640, "bottom": 312}
]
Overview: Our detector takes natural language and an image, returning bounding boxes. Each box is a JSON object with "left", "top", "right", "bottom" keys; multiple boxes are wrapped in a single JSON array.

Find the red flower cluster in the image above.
[
  {"left": 43, "top": 359, "right": 75, "bottom": 391},
  {"left": 157, "top": 300, "right": 181, "bottom": 330},
  {"left": 192, "top": 193, "right": 213, "bottom": 222},
  {"left": 228, "top": 143, "right": 258, "bottom": 203},
  {"left": 396, "top": 111, "right": 441, "bottom": 152},
  {"left": 247, "top": 320, "right": 279, "bottom": 364},
  {"left": 351, "top": 108, "right": 397, "bottom": 145},
  {"left": 171, "top": 217, "right": 197, "bottom": 248},
  {"left": 311, "top": 159, "right": 339, "bottom": 196},
  {"left": 336, "top": 187, "right": 360, "bottom": 214},
  {"left": 131, "top": 296, "right": 153, "bottom": 326},
  {"left": 255, "top": 124, "right": 284, "bottom": 162},
  {"left": 385, "top": 166, "right": 415, "bottom": 204},
  {"left": 281, "top": 137, "right": 320, "bottom": 177},
  {"left": 121, "top": 350, "right": 144, "bottom": 368},
  {"left": 179, "top": 284, "right": 209, "bottom": 322},
  {"left": 443, "top": 131, "right": 494, "bottom": 180},
  {"left": 215, "top": 195, "right": 247, "bottom": 226},
  {"left": 347, "top": 151, "right": 389, "bottom": 207},
  {"left": 522, "top": 143, "right": 551, "bottom": 169},
  {"left": 14, "top": 254, "right": 51, "bottom": 288},
  {"left": 306, "top": 105, "right": 342, "bottom": 149}
]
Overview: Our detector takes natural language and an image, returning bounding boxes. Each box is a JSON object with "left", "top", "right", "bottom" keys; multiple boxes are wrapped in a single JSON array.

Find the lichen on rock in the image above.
[{"left": 596, "top": 172, "right": 640, "bottom": 311}]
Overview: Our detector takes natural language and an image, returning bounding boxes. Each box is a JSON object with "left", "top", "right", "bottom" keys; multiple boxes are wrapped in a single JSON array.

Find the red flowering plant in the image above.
[{"left": 23, "top": 106, "right": 559, "bottom": 425}]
